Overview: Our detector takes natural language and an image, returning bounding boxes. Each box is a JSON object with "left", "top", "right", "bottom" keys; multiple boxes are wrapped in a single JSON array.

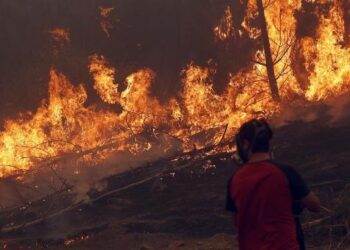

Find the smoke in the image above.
[
  {"left": 324, "top": 93, "right": 350, "bottom": 124},
  {"left": 271, "top": 93, "right": 350, "bottom": 128},
  {"left": 70, "top": 135, "right": 181, "bottom": 203},
  {"left": 0, "top": 134, "right": 181, "bottom": 209}
]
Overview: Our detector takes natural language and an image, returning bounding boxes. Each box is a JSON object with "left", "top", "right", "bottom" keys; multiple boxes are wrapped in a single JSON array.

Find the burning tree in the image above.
[
  {"left": 214, "top": 0, "right": 300, "bottom": 102},
  {"left": 256, "top": 0, "right": 280, "bottom": 102},
  {"left": 215, "top": 0, "right": 350, "bottom": 102}
]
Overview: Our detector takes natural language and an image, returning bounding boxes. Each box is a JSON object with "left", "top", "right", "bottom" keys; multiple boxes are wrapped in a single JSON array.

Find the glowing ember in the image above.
[
  {"left": 64, "top": 235, "right": 90, "bottom": 246},
  {"left": 214, "top": 6, "right": 234, "bottom": 41},
  {"left": 100, "top": 6, "right": 114, "bottom": 18},
  {"left": 99, "top": 7, "right": 114, "bottom": 38},
  {"left": 48, "top": 28, "right": 70, "bottom": 43}
]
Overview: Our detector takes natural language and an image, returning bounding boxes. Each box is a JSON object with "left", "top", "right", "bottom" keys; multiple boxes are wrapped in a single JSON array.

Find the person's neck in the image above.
[{"left": 248, "top": 152, "right": 271, "bottom": 163}]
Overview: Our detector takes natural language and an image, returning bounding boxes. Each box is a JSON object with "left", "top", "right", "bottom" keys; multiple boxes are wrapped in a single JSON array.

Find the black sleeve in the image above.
[
  {"left": 226, "top": 176, "right": 237, "bottom": 212},
  {"left": 278, "top": 164, "right": 310, "bottom": 200}
]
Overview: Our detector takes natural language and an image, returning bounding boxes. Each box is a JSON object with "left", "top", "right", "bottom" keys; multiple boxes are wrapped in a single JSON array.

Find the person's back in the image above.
[
  {"left": 231, "top": 161, "right": 299, "bottom": 250},
  {"left": 226, "top": 119, "right": 321, "bottom": 250}
]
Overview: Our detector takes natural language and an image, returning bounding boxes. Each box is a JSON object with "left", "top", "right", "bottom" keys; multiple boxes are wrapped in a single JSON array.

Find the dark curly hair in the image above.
[{"left": 237, "top": 119, "right": 273, "bottom": 153}]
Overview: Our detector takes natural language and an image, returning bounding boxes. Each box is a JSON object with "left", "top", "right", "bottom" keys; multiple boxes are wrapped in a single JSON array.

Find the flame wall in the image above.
[{"left": 0, "top": 0, "right": 349, "bottom": 177}]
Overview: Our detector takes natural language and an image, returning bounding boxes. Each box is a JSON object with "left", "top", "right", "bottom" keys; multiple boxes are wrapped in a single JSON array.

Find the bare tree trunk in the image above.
[{"left": 256, "top": 0, "right": 280, "bottom": 102}]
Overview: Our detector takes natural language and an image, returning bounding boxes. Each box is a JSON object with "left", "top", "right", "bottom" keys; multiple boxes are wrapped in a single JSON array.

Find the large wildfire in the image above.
[{"left": 0, "top": 0, "right": 349, "bottom": 179}]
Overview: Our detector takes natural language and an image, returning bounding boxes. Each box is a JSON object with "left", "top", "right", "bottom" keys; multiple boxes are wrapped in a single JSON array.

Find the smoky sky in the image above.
[{"left": 0, "top": 0, "right": 256, "bottom": 122}]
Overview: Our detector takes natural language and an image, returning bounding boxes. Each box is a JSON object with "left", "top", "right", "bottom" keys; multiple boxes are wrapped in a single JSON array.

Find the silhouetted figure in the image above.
[{"left": 226, "top": 119, "right": 320, "bottom": 250}]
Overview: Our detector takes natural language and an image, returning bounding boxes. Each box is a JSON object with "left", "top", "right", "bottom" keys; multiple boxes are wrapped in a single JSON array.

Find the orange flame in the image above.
[
  {"left": 0, "top": 70, "right": 127, "bottom": 177},
  {"left": 89, "top": 54, "right": 119, "bottom": 104},
  {"left": 304, "top": 3, "right": 350, "bottom": 100}
]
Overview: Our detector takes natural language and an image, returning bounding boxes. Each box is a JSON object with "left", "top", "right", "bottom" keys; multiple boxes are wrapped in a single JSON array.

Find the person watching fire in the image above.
[{"left": 226, "top": 119, "right": 321, "bottom": 250}]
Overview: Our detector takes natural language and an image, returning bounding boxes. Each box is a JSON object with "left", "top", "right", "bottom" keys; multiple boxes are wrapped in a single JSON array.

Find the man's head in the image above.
[{"left": 235, "top": 119, "right": 273, "bottom": 163}]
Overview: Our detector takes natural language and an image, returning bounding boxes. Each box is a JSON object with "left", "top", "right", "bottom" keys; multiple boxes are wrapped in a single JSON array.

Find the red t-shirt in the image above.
[{"left": 227, "top": 161, "right": 309, "bottom": 250}]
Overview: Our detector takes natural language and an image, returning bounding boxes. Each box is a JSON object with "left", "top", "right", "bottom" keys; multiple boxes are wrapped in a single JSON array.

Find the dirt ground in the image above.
[{"left": 1, "top": 104, "right": 349, "bottom": 250}]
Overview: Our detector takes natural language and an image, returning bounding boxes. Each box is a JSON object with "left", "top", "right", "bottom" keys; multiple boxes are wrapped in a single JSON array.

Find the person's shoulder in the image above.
[
  {"left": 262, "top": 161, "right": 292, "bottom": 179},
  {"left": 233, "top": 161, "right": 278, "bottom": 179},
  {"left": 271, "top": 161, "right": 310, "bottom": 200},
  {"left": 270, "top": 160, "right": 297, "bottom": 173},
  {"left": 270, "top": 161, "right": 306, "bottom": 185},
  {"left": 269, "top": 160, "right": 290, "bottom": 167}
]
